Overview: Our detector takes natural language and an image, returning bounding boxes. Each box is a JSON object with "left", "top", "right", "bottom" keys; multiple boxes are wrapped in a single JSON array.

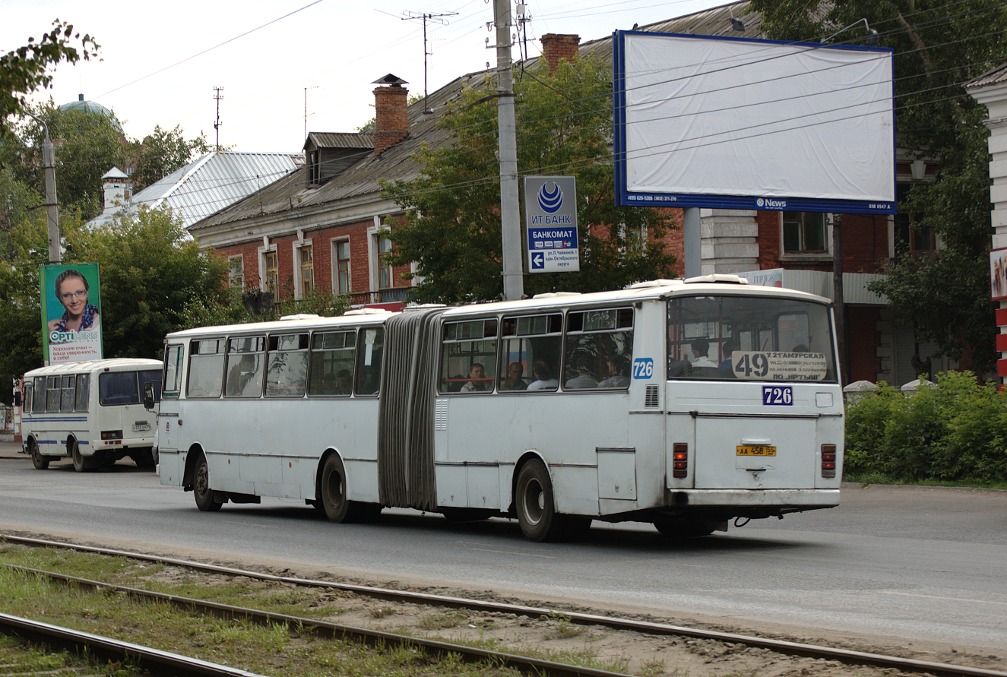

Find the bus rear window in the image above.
[{"left": 667, "top": 296, "right": 836, "bottom": 383}]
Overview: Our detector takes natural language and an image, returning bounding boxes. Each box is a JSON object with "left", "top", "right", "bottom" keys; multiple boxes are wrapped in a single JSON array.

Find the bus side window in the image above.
[
  {"left": 356, "top": 327, "right": 383, "bottom": 396},
  {"left": 32, "top": 376, "right": 46, "bottom": 413},
  {"left": 75, "top": 374, "right": 89, "bottom": 411},
  {"left": 188, "top": 338, "right": 225, "bottom": 398},
  {"left": 441, "top": 319, "right": 497, "bottom": 394},
  {"left": 225, "top": 336, "right": 265, "bottom": 398},
  {"left": 500, "top": 313, "right": 562, "bottom": 392},
  {"left": 308, "top": 330, "right": 356, "bottom": 396},
  {"left": 266, "top": 334, "right": 308, "bottom": 398},
  {"left": 564, "top": 307, "right": 634, "bottom": 390},
  {"left": 46, "top": 376, "right": 60, "bottom": 412},
  {"left": 60, "top": 375, "right": 76, "bottom": 411}
]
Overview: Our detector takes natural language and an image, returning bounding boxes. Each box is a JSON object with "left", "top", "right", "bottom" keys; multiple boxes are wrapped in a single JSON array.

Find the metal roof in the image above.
[
  {"left": 89, "top": 151, "right": 303, "bottom": 230},
  {"left": 968, "top": 63, "right": 1007, "bottom": 90}
]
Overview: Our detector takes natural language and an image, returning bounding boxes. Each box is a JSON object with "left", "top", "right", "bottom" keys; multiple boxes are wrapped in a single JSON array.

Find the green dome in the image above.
[{"left": 59, "top": 93, "right": 123, "bottom": 132}]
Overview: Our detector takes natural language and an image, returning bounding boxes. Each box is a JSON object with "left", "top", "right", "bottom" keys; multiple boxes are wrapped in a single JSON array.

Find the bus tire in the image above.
[
  {"left": 320, "top": 455, "right": 376, "bottom": 523},
  {"left": 71, "top": 440, "right": 88, "bottom": 473},
  {"left": 515, "top": 459, "right": 565, "bottom": 542},
  {"left": 28, "top": 438, "right": 49, "bottom": 470},
  {"left": 193, "top": 453, "right": 223, "bottom": 512}
]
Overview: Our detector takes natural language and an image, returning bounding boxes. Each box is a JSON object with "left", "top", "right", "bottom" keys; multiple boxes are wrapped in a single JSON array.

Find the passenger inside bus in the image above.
[
  {"left": 334, "top": 369, "right": 353, "bottom": 394},
  {"left": 527, "top": 360, "right": 558, "bottom": 391},
  {"left": 564, "top": 356, "right": 598, "bottom": 389},
  {"left": 460, "top": 363, "right": 491, "bottom": 392},
  {"left": 598, "top": 356, "right": 630, "bottom": 388},
  {"left": 689, "top": 338, "right": 718, "bottom": 370},
  {"left": 719, "top": 340, "right": 737, "bottom": 378},
  {"left": 500, "top": 361, "right": 527, "bottom": 391}
]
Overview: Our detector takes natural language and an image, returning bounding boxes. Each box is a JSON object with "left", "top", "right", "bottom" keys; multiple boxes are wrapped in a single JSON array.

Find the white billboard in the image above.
[{"left": 613, "top": 31, "right": 896, "bottom": 214}]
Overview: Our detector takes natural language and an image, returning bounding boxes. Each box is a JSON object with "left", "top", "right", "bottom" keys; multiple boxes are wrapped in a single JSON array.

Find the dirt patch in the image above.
[{"left": 139, "top": 561, "right": 1006, "bottom": 677}]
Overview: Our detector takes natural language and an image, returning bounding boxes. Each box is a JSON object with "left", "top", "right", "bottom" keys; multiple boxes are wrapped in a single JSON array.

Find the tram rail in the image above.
[{"left": 2, "top": 534, "right": 1005, "bottom": 677}]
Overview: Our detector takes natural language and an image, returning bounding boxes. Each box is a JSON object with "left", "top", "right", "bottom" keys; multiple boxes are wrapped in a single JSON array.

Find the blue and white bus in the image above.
[
  {"left": 153, "top": 276, "right": 843, "bottom": 541},
  {"left": 22, "top": 358, "right": 163, "bottom": 471}
]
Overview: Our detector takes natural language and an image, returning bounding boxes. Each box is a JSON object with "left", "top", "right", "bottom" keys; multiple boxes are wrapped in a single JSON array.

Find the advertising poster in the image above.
[
  {"left": 40, "top": 263, "right": 104, "bottom": 364},
  {"left": 990, "top": 247, "right": 1007, "bottom": 301}
]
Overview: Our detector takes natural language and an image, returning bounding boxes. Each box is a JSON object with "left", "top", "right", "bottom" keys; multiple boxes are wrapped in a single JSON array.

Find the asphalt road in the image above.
[{"left": 1, "top": 440, "right": 1005, "bottom": 657}]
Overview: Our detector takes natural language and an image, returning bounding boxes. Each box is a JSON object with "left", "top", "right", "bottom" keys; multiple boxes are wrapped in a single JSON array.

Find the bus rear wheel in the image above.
[
  {"left": 515, "top": 459, "right": 577, "bottom": 542},
  {"left": 71, "top": 441, "right": 88, "bottom": 473},
  {"left": 193, "top": 453, "right": 223, "bottom": 512},
  {"left": 320, "top": 454, "right": 378, "bottom": 523},
  {"left": 28, "top": 439, "right": 49, "bottom": 470}
]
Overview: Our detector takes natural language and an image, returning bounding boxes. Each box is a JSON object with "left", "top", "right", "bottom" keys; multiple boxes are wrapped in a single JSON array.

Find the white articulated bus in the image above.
[
  {"left": 22, "top": 358, "right": 163, "bottom": 471},
  {"left": 153, "top": 276, "right": 843, "bottom": 541}
]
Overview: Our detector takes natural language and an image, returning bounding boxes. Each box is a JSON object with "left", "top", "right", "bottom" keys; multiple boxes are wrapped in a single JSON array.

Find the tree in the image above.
[
  {"left": 130, "top": 125, "right": 211, "bottom": 192},
  {"left": 1, "top": 20, "right": 98, "bottom": 136},
  {"left": 752, "top": 0, "right": 1007, "bottom": 374},
  {"left": 17, "top": 102, "right": 128, "bottom": 220},
  {"left": 75, "top": 206, "right": 232, "bottom": 359},
  {"left": 381, "top": 56, "right": 678, "bottom": 303}
]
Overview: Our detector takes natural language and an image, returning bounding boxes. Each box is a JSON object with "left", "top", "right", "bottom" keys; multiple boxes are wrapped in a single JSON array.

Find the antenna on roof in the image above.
[
  {"left": 402, "top": 10, "right": 457, "bottom": 113},
  {"left": 213, "top": 86, "right": 224, "bottom": 152}
]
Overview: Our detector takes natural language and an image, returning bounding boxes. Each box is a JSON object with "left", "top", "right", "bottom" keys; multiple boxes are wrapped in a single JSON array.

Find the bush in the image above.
[{"left": 844, "top": 371, "right": 1007, "bottom": 485}]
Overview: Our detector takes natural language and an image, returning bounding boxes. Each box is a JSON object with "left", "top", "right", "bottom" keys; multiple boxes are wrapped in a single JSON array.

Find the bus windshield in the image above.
[{"left": 667, "top": 295, "right": 837, "bottom": 382}]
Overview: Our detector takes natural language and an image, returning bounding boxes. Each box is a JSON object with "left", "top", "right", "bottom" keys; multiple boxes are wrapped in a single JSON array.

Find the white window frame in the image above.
[
  {"left": 293, "top": 237, "right": 314, "bottom": 301},
  {"left": 780, "top": 212, "right": 833, "bottom": 261},
  {"left": 332, "top": 237, "right": 352, "bottom": 295},
  {"left": 227, "top": 255, "right": 244, "bottom": 291},
  {"left": 258, "top": 241, "right": 279, "bottom": 303}
]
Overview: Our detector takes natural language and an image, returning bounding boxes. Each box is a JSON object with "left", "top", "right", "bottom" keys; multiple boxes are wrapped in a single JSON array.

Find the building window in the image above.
[
  {"left": 298, "top": 244, "right": 314, "bottom": 298},
  {"left": 334, "top": 239, "right": 351, "bottom": 294},
  {"left": 308, "top": 149, "right": 320, "bottom": 185},
  {"left": 894, "top": 184, "right": 935, "bottom": 257},
  {"left": 228, "top": 255, "right": 244, "bottom": 291},
  {"left": 263, "top": 250, "right": 279, "bottom": 303},
  {"left": 377, "top": 235, "right": 393, "bottom": 289},
  {"left": 782, "top": 212, "right": 827, "bottom": 254}
]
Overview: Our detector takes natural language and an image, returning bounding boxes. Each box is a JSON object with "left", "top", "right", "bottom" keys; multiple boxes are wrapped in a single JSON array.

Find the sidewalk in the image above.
[{"left": 0, "top": 433, "right": 25, "bottom": 459}]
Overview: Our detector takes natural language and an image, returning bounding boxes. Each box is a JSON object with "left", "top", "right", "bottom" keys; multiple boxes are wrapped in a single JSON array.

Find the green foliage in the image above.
[
  {"left": 79, "top": 205, "right": 231, "bottom": 359},
  {"left": 381, "top": 57, "right": 677, "bottom": 303},
  {"left": 753, "top": 0, "right": 1007, "bottom": 376},
  {"left": 130, "top": 125, "right": 211, "bottom": 192},
  {"left": 844, "top": 372, "right": 1007, "bottom": 483},
  {"left": 0, "top": 20, "right": 98, "bottom": 132},
  {"left": 18, "top": 103, "right": 128, "bottom": 220}
]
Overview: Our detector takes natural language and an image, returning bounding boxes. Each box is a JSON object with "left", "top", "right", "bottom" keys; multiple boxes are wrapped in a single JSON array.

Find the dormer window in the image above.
[{"left": 308, "top": 148, "right": 321, "bottom": 186}]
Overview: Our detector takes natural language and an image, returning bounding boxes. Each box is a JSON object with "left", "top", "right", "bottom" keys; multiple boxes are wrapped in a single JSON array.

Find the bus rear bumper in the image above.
[{"left": 665, "top": 488, "right": 840, "bottom": 510}]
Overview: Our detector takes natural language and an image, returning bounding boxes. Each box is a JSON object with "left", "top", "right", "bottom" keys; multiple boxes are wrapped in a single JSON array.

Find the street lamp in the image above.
[{"left": 24, "top": 112, "right": 61, "bottom": 264}]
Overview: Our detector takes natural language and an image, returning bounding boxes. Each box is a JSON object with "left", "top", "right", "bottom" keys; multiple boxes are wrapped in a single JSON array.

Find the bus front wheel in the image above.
[
  {"left": 193, "top": 454, "right": 223, "bottom": 512},
  {"left": 28, "top": 439, "right": 49, "bottom": 470},
  {"left": 515, "top": 459, "right": 567, "bottom": 542}
]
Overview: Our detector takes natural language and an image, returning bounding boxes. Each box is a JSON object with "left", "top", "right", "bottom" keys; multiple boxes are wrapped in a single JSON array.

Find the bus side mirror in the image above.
[{"left": 143, "top": 383, "right": 156, "bottom": 411}]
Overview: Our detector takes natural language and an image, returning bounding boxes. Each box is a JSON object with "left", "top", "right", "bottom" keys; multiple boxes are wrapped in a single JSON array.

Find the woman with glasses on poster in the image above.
[{"left": 47, "top": 269, "right": 100, "bottom": 333}]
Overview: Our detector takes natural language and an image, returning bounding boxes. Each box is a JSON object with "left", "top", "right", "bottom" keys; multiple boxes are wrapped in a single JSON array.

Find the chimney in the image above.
[
  {"left": 372, "top": 74, "right": 409, "bottom": 156},
  {"left": 540, "top": 34, "right": 580, "bottom": 75},
  {"left": 100, "top": 166, "right": 131, "bottom": 215}
]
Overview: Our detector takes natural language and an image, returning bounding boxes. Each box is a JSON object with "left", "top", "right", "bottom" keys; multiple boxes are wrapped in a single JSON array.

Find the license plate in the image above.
[{"left": 737, "top": 444, "right": 776, "bottom": 457}]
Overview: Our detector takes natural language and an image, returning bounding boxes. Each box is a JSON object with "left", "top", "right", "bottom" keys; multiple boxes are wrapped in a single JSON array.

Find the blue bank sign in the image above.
[{"left": 524, "top": 176, "right": 579, "bottom": 273}]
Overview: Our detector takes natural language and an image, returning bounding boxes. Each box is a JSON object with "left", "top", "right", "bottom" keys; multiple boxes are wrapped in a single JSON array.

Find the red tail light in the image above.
[
  {"left": 821, "top": 444, "right": 837, "bottom": 478},
  {"left": 672, "top": 442, "right": 688, "bottom": 479}
]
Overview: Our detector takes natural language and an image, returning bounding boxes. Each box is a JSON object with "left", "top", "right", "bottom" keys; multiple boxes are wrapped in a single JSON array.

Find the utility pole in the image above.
[
  {"left": 493, "top": 0, "right": 523, "bottom": 301},
  {"left": 213, "top": 86, "right": 224, "bottom": 151},
  {"left": 27, "top": 113, "right": 60, "bottom": 264}
]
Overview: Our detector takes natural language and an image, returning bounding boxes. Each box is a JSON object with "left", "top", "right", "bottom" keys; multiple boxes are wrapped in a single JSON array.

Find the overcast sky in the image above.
[{"left": 4, "top": 0, "right": 722, "bottom": 153}]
